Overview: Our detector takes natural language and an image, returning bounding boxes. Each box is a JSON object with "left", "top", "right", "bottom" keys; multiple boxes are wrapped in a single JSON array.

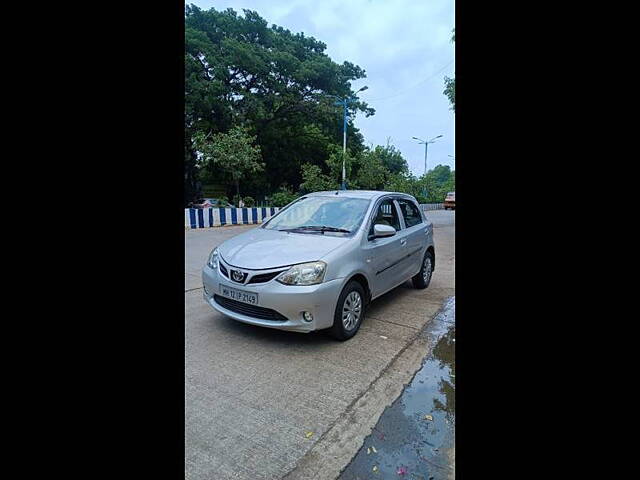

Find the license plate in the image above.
[{"left": 219, "top": 284, "right": 259, "bottom": 305}]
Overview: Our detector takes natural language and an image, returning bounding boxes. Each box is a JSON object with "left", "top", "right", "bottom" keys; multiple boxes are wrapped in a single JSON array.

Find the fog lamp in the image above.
[{"left": 302, "top": 311, "right": 313, "bottom": 322}]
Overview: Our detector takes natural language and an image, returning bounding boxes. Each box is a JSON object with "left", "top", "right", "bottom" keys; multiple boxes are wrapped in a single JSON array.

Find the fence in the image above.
[
  {"left": 185, "top": 207, "right": 281, "bottom": 229},
  {"left": 420, "top": 203, "right": 445, "bottom": 211},
  {"left": 185, "top": 203, "right": 445, "bottom": 229}
]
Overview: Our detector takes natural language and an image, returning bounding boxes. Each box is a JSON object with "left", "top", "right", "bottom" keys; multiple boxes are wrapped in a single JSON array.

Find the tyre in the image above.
[
  {"left": 329, "top": 281, "right": 366, "bottom": 341},
  {"left": 412, "top": 250, "right": 434, "bottom": 289}
]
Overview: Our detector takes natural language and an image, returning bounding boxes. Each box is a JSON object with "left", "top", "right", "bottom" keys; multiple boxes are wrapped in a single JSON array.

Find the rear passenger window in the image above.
[
  {"left": 369, "top": 199, "right": 401, "bottom": 236},
  {"left": 398, "top": 200, "right": 423, "bottom": 228}
]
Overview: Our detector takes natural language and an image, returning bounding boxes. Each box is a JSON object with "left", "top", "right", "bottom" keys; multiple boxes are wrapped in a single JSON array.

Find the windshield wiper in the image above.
[{"left": 279, "top": 225, "right": 351, "bottom": 234}]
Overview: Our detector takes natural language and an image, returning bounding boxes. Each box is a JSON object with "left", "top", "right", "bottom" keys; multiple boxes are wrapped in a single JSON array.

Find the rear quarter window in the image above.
[{"left": 397, "top": 199, "right": 423, "bottom": 228}]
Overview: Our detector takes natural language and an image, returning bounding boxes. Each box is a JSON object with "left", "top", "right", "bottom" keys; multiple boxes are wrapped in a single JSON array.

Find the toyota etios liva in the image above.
[{"left": 202, "top": 191, "right": 435, "bottom": 340}]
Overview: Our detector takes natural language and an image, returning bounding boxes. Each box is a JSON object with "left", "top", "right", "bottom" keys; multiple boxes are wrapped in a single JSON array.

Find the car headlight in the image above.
[
  {"left": 276, "top": 261, "right": 327, "bottom": 286},
  {"left": 207, "top": 247, "right": 219, "bottom": 269}
]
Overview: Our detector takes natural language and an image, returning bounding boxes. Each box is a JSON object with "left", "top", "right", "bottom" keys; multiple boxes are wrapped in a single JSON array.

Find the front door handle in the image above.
[{"left": 400, "top": 238, "right": 407, "bottom": 246}]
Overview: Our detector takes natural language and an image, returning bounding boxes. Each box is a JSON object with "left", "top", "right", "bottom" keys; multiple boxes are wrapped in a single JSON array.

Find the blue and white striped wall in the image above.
[
  {"left": 185, "top": 207, "right": 281, "bottom": 229},
  {"left": 186, "top": 203, "right": 445, "bottom": 229}
]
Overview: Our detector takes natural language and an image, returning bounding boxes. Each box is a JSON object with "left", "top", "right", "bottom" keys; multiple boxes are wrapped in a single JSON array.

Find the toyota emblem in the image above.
[{"left": 231, "top": 270, "right": 245, "bottom": 283}]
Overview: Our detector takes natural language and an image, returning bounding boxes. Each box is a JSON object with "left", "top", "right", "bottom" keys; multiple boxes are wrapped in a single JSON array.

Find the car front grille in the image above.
[
  {"left": 247, "top": 270, "right": 284, "bottom": 284},
  {"left": 213, "top": 295, "right": 288, "bottom": 321},
  {"left": 219, "top": 264, "right": 229, "bottom": 278}
]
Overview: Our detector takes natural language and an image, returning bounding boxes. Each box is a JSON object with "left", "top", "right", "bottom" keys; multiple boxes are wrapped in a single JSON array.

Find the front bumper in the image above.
[{"left": 202, "top": 265, "right": 343, "bottom": 332}]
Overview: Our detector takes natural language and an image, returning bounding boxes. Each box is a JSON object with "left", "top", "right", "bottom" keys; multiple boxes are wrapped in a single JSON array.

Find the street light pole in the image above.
[
  {"left": 342, "top": 101, "right": 347, "bottom": 186},
  {"left": 330, "top": 86, "right": 368, "bottom": 189},
  {"left": 412, "top": 134, "right": 443, "bottom": 176},
  {"left": 412, "top": 134, "right": 443, "bottom": 199},
  {"left": 424, "top": 142, "right": 428, "bottom": 175}
]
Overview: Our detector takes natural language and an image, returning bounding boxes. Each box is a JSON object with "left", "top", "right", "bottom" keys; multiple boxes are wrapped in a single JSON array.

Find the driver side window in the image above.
[{"left": 369, "top": 199, "right": 401, "bottom": 237}]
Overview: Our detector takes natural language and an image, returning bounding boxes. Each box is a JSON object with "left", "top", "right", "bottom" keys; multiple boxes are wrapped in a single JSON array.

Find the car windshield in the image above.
[{"left": 263, "top": 196, "right": 371, "bottom": 234}]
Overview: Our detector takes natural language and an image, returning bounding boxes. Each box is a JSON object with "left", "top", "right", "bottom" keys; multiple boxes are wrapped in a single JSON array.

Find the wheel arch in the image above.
[
  {"left": 346, "top": 273, "right": 372, "bottom": 305},
  {"left": 426, "top": 245, "right": 435, "bottom": 271}
]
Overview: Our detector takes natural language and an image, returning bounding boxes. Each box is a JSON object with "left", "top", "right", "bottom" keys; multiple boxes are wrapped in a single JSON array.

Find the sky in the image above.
[{"left": 188, "top": 0, "right": 455, "bottom": 176}]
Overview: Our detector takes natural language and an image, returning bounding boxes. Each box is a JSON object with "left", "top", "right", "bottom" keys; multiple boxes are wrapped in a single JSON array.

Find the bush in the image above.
[
  {"left": 299, "top": 163, "right": 337, "bottom": 193},
  {"left": 269, "top": 186, "right": 298, "bottom": 207},
  {"left": 242, "top": 196, "right": 255, "bottom": 207}
]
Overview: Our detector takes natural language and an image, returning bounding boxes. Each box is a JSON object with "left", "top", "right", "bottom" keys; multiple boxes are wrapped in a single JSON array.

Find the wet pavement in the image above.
[{"left": 337, "top": 297, "right": 455, "bottom": 480}]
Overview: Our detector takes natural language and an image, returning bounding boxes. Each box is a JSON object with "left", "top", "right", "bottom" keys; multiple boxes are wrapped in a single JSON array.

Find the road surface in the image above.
[{"left": 185, "top": 210, "right": 455, "bottom": 480}]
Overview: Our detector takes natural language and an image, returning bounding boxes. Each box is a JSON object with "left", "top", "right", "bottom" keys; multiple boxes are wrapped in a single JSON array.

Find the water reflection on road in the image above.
[{"left": 338, "top": 297, "right": 455, "bottom": 480}]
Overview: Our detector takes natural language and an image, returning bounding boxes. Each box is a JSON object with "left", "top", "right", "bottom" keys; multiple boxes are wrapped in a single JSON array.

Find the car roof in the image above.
[{"left": 305, "top": 190, "right": 416, "bottom": 201}]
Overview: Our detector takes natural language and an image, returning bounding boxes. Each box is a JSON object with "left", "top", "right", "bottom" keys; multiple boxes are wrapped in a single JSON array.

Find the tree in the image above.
[
  {"left": 269, "top": 186, "right": 298, "bottom": 207},
  {"left": 430, "top": 164, "right": 452, "bottom": 185},
  {"left": 299, "top": 163, "right": 337, "bottom": 193},
  {"left": 443, "top": 76, "right": 455, "bottom": 112},
  {"left": 193, "top": 126, "right": 265, "bottom": 200},
  {"left": 185, "top": 5, "right": 374, "bottom": 202},
  {"left": 374, "top": 142, "right": 408, "bottom": 175},
  {"left": 355, "top": 152, "right": 388, "bottom": 190},
  {"left": 443, "top": 29, "right": 455, "bottom": 111},
  {"left": 422, "top": 164, "right": 455, "bottom": 203},
  {"left": 384, "top": 171, "right": 422, "bottom": 198},
  {"left": 325, "top": 144, "right": 358, "bottom": 187}
]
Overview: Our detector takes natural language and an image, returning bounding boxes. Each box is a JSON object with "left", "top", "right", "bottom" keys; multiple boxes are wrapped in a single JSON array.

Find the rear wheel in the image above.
[
  {"left": 329, "top": 281, "right": 366, "bottom": 341},
  {"left": 412, "top": 250, "right": 434, "bottom": 289}
]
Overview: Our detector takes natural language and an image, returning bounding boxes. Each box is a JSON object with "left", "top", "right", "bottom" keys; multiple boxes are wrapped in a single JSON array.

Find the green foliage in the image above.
[
  {"left": 444, "top": 76, "right": 455, "bottom": 112},
  {"left": 325, "top": 144, "right": 359, "bottom": 185},
  {"left": 430, "top": 165, "right": 452, "bottom": 185},
  {"left": 382, "top": 164, "right": 455, "bottom": 203},
  {"left": 201, "top": 183, "right": 228, "bottom": 198},
  {"left": 444, "top": 29, "right": 455, "bottom": 111},
  {"left": 355, "top": 152, "right": 388, "bottom": 190},
  {"left": 373, "top": 143, "right": 408, "bottom": 175},
  {"left": 422, "top": 165, "right": 455, "bottom": 203},
  {"left": 185, "top": 4, "right": 374, "bottom": 204},
  {"left": 269, "top": 186, "right": 299, "bottom": 207},
  {"left": 299, "top": 163, "right": 337, "bottom": 193},
  {"left": 193, "top": 126, "right": 264, "bottom": 199},
  {"left": 384, "top": 172, "right": 423, "bottom": 198},
  {"left": 242, "top": 196, "right": 255, "bottom": 207}
]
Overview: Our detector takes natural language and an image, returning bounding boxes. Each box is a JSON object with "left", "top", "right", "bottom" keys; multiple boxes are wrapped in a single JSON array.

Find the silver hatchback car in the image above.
[{"left": 202, "top": 190, "right": 435, "bottom": 340}]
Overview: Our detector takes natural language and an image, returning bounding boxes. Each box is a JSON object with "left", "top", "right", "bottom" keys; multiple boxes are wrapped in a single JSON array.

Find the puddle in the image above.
[{"left": 338, "top": 297, "right": 455, "bottom": 480}]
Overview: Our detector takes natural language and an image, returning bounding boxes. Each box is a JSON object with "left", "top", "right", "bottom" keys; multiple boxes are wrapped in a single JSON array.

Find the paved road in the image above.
[{"left": 185, "top": 210, "right": 455, "bottom": 480}]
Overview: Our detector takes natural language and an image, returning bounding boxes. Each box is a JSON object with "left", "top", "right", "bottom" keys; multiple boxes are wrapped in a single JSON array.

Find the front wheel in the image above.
[
  {"left": 329, "top": 281, "right": 366, "bottom": 341},
  {"left": 412, "top": 250, "right": 434, "bottom": 289}
]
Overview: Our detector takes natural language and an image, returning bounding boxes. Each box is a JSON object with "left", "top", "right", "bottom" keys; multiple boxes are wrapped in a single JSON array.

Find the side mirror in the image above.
[{"left": 373, "top": 224, "right": 396, "bottom": 238}]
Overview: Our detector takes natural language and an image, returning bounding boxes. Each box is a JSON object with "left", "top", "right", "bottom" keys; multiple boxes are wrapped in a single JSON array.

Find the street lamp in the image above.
[
  {"left": 330, "top": 85, "right": 368, "bottom": 189},
  {"left": 412, "top": 134, "right": 443, "bottom": 176}
]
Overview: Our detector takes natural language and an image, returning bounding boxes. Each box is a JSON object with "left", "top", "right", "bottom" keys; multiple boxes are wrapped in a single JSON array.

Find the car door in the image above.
[
  {"left": 396, "top": 198, "right": 430, "bottom": 279},
  {"left": 363, "top": 197, "right": 407, "bottom": 298}
]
